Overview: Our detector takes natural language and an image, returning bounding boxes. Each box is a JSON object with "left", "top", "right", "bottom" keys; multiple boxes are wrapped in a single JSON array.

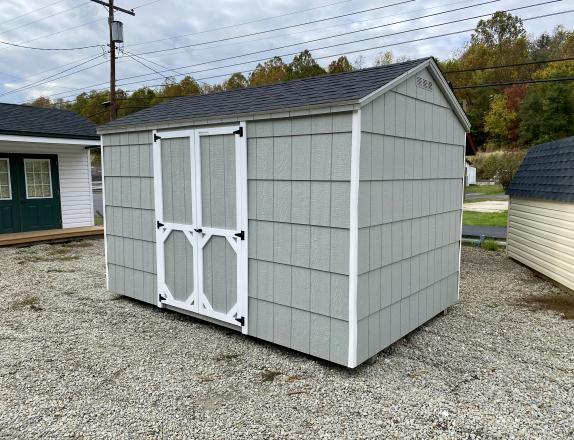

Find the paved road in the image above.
[{"left": 462, "top": 225, "right": 507, "bottom": 239}]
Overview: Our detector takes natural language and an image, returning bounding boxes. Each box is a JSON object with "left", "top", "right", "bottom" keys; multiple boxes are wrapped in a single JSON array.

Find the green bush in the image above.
[
  {"left": 481, "top": 239, "right": 499, "bottom": 251},
  {"left": 471, "top": 151, "right": 526, "bottom": 190}
]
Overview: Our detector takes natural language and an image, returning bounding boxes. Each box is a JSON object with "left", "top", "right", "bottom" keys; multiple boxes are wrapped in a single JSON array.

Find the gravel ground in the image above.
[{"left": 0, "top": 240, "right": 572, "bottom": 439}]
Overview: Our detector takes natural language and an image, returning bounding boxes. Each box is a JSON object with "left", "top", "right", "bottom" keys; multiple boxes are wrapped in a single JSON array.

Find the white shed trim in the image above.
[
  {"left": 358, "top": 58, "right": 471, "bottom": 132},
  {"left": 101, "top": 136, "right": 109, "bottom": 290},
  {"left": 0, "top": 134, "right": 99, "bottom": 146},
  {"left": 347, "top": 109, "right": 361, "bottom": 368}
]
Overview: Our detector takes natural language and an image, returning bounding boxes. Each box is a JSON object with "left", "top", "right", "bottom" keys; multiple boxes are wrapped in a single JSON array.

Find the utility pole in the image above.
[{"left": 89, "top": 0, "right": 134, "bottom": 121}]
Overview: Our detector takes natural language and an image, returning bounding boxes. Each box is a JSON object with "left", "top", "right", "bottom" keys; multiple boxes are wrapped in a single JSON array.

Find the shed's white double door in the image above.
[{"left": 153, "top": 124, "right": 248, "bottom": 333}]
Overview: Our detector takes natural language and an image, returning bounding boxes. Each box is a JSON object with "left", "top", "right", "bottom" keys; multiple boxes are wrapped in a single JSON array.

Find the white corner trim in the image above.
[
  {"left": 348, "top": 109, "right": 361, "bottom": 368},
  {"left": 456, "top": 131, "right": 466, "bottom": 300},
  {"left": 86, "top": 149, "right": 95, "bottom": 226},
  {"left": 101, "top": 137, "right": 109, "bottom": 290},
  {"left": 0, "top": 134, "right": 100, "bottom": 146},
  {"left": 358, "top": 58, "right": 471, "bottom": 132}
]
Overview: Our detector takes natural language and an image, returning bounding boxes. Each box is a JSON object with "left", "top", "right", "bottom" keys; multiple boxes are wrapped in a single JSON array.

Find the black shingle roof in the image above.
[
  {"left": 0, "top": 103, "right": 98, "bottom": 140},
  {"left": 102, "top": 58, "right": 429, "bottom": 129},
  {"left": 507, "top": 136, "right": 574, "bottom": 203}
]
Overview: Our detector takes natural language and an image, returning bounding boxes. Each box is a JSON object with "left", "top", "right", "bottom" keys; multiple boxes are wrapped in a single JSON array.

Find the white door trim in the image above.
[
  {"left": 153, "top": 124, "right": 248, "bottom": 334},
  {"left": 194, "top": 123, "right": 248, "bottom": 334}
]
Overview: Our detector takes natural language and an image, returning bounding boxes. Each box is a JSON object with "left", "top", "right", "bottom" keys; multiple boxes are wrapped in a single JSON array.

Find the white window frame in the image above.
[
  {"left": 0, "top": 158, "right": 12, "bottom": 201},
  {"left": 24, "top": 158, "right": 53, "bottom": 199}
]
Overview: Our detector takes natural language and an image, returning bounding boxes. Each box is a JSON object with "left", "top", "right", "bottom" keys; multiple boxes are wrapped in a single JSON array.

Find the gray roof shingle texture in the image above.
[
  {"left": 0, "top": 103, "right": 98, "bottom": 140},
  {"left": 102, "top": 58, "right": 428, "bottom": 129},
  {"left": 507, "top": 136, "right": 574, "bottom": 203}
]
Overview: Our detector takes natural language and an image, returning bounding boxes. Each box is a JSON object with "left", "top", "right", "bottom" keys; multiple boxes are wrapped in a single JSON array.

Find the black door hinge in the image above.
[
  {"left": 194, "top": 228, "right": 203, "bottom": 233},
  {"left": 235, "top": 316, "right": 245, "bottom": 326},
  {"left": 157, "top": 220, "right": 164, "bottom": 229},
  {"left": 159, "top": 294, "right": 167, "bottom": 302},
  {"left": 154, "top": 133, "right": 162, "bottom": 142},
  {"left": 233, "top": 126, "right": 243, "bottom": 137},
  {"left": 234, "top": 230, "right": 245, "bottom": 240}
]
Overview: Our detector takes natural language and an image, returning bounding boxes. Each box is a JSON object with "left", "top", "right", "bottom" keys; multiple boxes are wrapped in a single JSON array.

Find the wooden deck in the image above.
[{"left": 0, "top": 226, "right": 104, "bottom": 246}]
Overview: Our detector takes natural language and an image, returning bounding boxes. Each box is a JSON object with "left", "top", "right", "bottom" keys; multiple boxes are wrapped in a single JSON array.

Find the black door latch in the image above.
[
  {"left": 233, "top": 126, "right": 243, "bottom": 137},
  {"left": 158, "top": 294, "right": 167, "bottom": 302},
  {"left": 194, "top": 228, "right": 203, "bottom": 233},
  {"left": 235, "top": 316, "right": 245, "bottom": 326},
  {"left": 234, "top": 230, "right": 245, "bottom": 240},
  {"left": 157, "top": 220, "right": 164, "bottom": 229},
  {"left": 154, "top": 133, "right": 162, "bottom": 142}
]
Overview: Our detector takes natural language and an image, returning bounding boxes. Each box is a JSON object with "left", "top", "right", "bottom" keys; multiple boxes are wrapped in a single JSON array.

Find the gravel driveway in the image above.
[{"left": 0, "top": 240, "right": 572, "bottom": 439}]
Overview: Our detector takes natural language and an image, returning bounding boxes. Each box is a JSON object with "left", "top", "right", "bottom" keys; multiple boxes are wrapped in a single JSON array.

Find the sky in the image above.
[{"left": 0, "top": 0, "right": 570, "bottom": 104}]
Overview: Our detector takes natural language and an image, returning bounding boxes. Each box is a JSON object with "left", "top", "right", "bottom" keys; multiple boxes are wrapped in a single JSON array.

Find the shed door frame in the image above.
[{"left": 153, "top": 123, "right": 248, "bottom": 334}]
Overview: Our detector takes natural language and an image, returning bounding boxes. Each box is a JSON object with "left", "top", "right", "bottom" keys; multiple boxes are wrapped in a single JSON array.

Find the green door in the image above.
[
  {"left": 0, "top": 156, "right": 21, "bottom": 233},
  {"left": 0, "top": 154, "right": 62, "bottom": 234}
]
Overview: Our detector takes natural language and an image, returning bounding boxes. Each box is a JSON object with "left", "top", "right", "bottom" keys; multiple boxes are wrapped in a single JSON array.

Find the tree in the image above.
[
  {"left": 288, "top": 50, "right": 325, "bottom": 80},
  {"left": 374, "top": 51, "right": 394, "bottom": 66},
  {"left": 223, "top": 72, "right": 248, "bottom": 90},
  {"left": 328, "top": 56, "right": 353, "bottom": 73},
  {"left": 249, "top": 56, "right": 289, "bottom": 86},
  {"left": 28, "top": 96, "right": 52, "bottom": 108},
  {"left": 472, "top": 12, "right": 526, "bottom": 49},
  {"left": 484, "top": 94, "right": 515, "bottom": 149}
]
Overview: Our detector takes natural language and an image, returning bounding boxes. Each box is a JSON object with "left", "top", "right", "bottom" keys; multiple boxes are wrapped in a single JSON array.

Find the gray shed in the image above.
[{"left": 97, "top": 57, "right": 470, "bottom": 367}]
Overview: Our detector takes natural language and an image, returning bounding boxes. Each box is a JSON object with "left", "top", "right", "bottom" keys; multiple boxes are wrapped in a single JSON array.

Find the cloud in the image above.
[{"left": 0, "top": 0, "right": 568, "bottom": 103}]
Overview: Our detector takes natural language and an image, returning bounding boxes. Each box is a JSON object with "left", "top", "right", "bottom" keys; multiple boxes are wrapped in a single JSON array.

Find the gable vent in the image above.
[{"left": 416, "top": 76, "right": 433, "bottom": 91}]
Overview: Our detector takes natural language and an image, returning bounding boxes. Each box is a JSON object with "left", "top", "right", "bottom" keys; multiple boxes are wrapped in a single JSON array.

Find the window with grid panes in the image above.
[
  {"left": 0, "top": 159, "right": 11, "bottom": 200},
  {"left": 25, "top": 159, "right": 53, "bottom": 199}
]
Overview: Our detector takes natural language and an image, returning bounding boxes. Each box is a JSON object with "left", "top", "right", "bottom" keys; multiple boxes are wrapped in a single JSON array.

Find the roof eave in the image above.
[{"left": 96, "top": 100, "right": 361, "bottom": 134}]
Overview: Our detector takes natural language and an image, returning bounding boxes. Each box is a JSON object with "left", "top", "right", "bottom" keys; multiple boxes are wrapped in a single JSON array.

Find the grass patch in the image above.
[
  {"left": 480, "top": 239, "right": 499, "bottom": 251},
  {"left": 465, "top": 184, "right": 504, "bottom": 195},
  {"left": 61, "top": 240, "right": 94, "bottom": 248},
  {"left": 463, "top": 211, "right": 508, "bottom": 227},
  {"left": 95, "top": 214, "right": 104, "bottom": 226},
  {"left": 521, "top": 293, "right": 574, "bottom": 320}
]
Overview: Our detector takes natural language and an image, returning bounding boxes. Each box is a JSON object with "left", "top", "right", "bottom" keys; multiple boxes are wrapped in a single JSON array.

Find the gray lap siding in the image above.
[
  {"left": 355, "top": 68, "right": 465, "bottom": 365},
  {"left": 246, "top": 113, "right": 352, "bottom": 365},
  {"left": 102, "top": 112, "right": 354, "bottom": 366}
]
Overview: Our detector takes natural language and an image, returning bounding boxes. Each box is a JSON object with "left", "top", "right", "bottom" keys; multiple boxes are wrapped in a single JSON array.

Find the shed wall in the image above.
[
  {"left": 0, "top": 142, "right": 94, "bottom": 229},
  {"left": 355, "top": 67, "right": 465, "bottom": 364},
  {"left": 102, "top": 132, "right": 157, "bottom": 305},
  {"left": 246, "top": 113, "right": 352, "bottom": 365},
  {"left": 102, "top": 113, "right": 354, "bottom": 365},
  {"left": 508, "top": 197, "right": 574, "bottom": 291}
]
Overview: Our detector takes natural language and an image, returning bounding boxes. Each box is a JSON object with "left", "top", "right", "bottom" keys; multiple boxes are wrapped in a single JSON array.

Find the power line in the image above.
[
  {"left": 47, "top": 0, "right": 516, "bottom": 96},
  {"left": 1, "top": 0, "right": 69, "bottom": 27},
  {"left": 0, "top": 55, "right": 105, "bottom": 98},
  {"left": 0, "top": 1, "right": 92, "bottom": 36},
  {"left": 132, "top": 0, "right": 418, "bottom": 56},
  {"left": 0, "top": 39, "right": 103, "bottom": 51},
  {"left": 43, "top": 7, "right": 574, "bottom": 101},
  {"left": 443, "top": 56, "right": 574, "bottom": 73},
  {"left": 110, "top": 2, "right": 567, "bottom": 89},
  {"left": 126, "top": 0, "right": 354, "bottom": 49},
  {"left": 453, "top": 76, "right": 574, "bottom": 89}
]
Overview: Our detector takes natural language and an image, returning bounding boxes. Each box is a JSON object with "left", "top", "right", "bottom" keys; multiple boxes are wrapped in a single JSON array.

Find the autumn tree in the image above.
[
  {"left": 28, "top": 96, "right": 52, "bottom": 108},
  {"left": 328, "top": 56, "right": 353, "bottom": 73},
  {"left": 223, "top": 72, "right": 248, "bottom": 90},
  {"left": 288, "top": 50, "right": 326, "bottom": 79},
  {"left": 249, "top": 56, "right": 289, "bottom": 86}
]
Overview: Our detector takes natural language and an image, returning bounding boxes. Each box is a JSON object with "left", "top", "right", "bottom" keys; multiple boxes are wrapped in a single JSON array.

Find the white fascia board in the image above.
[
  {"left": 0, "top": 134, "right": 100, "bottom": 146},
  {"left": 347, "top": 109, "right": 361, "bottom": 368},
  {"left": 358, "top": 58, "right": 471, "bottom": 132}
]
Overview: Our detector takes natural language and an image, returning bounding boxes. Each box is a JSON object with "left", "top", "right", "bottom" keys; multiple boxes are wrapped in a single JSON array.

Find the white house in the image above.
[{"left": 0, "top": 103, "right": 100, "bottom": 238}]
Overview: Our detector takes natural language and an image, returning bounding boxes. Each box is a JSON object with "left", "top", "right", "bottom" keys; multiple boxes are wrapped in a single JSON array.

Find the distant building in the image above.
[{"left": 465, "top": 160, "right": 477, "bottom": 186}]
